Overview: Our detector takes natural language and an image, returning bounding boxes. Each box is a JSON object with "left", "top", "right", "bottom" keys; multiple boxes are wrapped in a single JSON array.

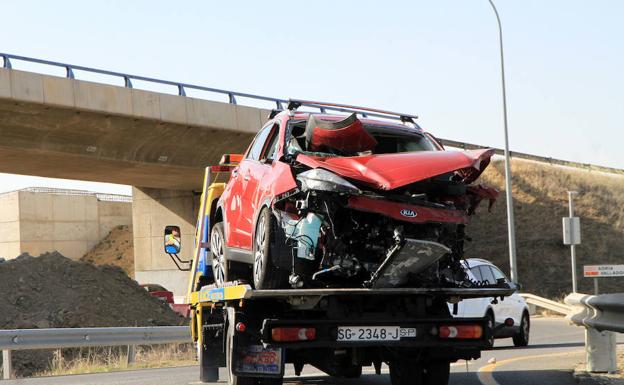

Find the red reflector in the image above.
[
  {"left": 210, "top": 166, "right": 232, "bottom": 172},
  {"left": 504, "top": 318, "right": 514, "bottom": 327},
  {"left": 439, "top": 325, "right": 483, "bottom": 339},
  {"left": 271, "top": 327, "right": 316, "bottom": 342},
  {"left": 236, "top": 322, "right": 246, "bottom": 332}
]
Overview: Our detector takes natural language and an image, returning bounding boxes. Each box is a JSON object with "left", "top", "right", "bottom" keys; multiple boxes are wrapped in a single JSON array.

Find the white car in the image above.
[{"left": 450, "top": 258, "right": 530, "bottom": 348}]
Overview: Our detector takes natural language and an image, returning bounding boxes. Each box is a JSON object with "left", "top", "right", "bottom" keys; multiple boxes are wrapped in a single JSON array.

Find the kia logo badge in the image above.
[{"left": 400, "top": 209, "right": 417, "bottom": 218}]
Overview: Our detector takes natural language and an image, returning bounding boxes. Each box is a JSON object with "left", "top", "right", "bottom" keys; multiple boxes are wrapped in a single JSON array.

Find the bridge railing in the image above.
[
  {"left": 565, "top": 293, "right": 623, "bottom": 373},
  {"left": 0, "top": 326, "right": 191, "bottom": 380},
  {"left": 2, "top": 52, "right": 623, "bottom": 176}
]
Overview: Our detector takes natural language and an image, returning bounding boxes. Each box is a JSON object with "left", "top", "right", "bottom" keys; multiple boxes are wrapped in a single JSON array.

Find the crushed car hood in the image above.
[{"left": 296, "top": 149, "right": 494, "bottom": 190}]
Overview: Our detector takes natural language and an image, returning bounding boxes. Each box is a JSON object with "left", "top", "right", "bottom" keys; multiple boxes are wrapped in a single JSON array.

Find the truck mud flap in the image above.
[{"left": 231, "top": 344, "right": 284, "bottom": 378}]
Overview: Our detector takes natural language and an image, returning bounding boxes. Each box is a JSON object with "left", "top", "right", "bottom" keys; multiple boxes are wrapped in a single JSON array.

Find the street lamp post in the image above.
[{"left": 487, "top": 0, "right": 518, "bottom": 283}]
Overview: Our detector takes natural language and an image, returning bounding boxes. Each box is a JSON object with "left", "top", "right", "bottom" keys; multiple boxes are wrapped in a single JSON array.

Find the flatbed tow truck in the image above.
[{"left": 165, "top": 163, "right": 515, "bottom": 385}]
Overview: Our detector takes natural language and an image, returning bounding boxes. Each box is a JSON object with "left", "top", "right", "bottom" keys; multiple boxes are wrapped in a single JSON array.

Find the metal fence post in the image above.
[
  {"left": 126, "top": 345, "right": 136, "bottom": 367},
  {"left": 2, "top": 349, "right": 13, "bottom": 380},
  {"left": 585, "top": 327, "right": 617, "bottom": 373}
]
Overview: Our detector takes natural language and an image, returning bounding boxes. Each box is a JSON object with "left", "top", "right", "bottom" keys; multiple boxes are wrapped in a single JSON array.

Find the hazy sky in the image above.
[{"left": 1, "top": 0, "right": 622, "bottom": 194}]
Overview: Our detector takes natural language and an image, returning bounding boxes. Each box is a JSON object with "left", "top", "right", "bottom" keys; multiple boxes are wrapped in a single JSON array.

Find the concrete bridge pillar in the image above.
[{"left": 132, "top": 187, "right": 199, "bottom": 300}]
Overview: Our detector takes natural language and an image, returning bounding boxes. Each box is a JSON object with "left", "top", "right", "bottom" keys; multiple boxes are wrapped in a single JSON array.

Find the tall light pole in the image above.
[{"left": 487, "top": 0, "right": 518, "bottom": 283}]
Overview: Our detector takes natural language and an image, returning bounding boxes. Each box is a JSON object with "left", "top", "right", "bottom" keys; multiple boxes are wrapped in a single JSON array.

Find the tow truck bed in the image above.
[
  {"left": 194, "top": 283, "right": 516, "bottom": 303},
  {"left": 192, "top": 283, "right": 515, "bottom": 384}
]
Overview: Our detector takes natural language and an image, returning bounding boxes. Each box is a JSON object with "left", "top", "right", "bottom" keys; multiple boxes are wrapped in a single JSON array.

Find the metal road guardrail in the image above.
[
  {"left": 519, "top": 293, "right": 573, "bottom": 315},
  {"left": 565, "top": 293, "right": 624, "bottom": 333},
  {"left": 1, "top": 326, "right": 191, "bottom": 380},
  {"left": 565, "top": 293, "right": 623, "bottom": 373},
  {"left": 2, "top": 52, "right": 623, "bottom": 176},
  {"left": 441, "top": 139, "right": 624, "bottom": 177}
]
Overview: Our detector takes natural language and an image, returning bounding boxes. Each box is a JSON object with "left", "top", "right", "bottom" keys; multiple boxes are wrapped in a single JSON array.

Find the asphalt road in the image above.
[{"left": 4, "top": 317, "right": 621, "bottom": 385}]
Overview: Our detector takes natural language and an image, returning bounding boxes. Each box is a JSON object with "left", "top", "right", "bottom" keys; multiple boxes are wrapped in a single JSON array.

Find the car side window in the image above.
[
  {"left": 490, "top": 266, "right": 508, "bottom": 282},
  {"left": 246, "top": 123, "right": 274, "bottom": 161},
  {"left": 470, "top": 267, "right": 483, "bottom": 281},
  {"left": 478, "top": 266, "right": 496, "bottom": 284},
  {"left": 261, "top": 123, "right": 280, "bottom": 162}
]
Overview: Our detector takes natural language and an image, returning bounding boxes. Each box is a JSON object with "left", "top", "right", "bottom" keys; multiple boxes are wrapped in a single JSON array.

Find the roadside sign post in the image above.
[
  {"left": 563, "top": 191, "right": 580, "bottom": 292},
  {"left": 584, "top": 265, "right": 624, "bottom": 295}
]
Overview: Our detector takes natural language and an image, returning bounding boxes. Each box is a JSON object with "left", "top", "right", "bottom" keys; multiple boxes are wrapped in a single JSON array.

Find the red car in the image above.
[{"left": 210, "top": 100, "right": 497, "bottom": 290}]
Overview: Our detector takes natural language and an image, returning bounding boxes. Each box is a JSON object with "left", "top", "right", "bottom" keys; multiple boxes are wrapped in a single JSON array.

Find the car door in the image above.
[
  {"left": 490, "top": 264, "right": 524, "bottom": 325},
  {"left": 456, "top": 265, "right": 490, "bottom": 318},
  {"left": 226, "top": 122, "right": 274, "bottom": 249},
  {"left": 479, "top": 265, "right": 511, "bottom": 325},
  {"left": 235, "top": 122, "right": 280, "bottom": 250}
]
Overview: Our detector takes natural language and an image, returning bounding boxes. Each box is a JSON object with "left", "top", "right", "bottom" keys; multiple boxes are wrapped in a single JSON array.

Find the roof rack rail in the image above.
[{"left": 287, "top": 99, "right": 419, "bottom": 124}]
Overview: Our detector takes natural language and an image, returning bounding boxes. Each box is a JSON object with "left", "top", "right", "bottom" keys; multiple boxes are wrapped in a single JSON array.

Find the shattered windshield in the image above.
[{"left": 287, "top": 120, "right": 438, "bottom": 157}]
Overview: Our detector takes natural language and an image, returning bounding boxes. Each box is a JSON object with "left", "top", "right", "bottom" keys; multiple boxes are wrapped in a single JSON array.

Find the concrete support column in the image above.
[
  {"left": 132, "top": 187, "right": 199, "bottom": 300},
  {"left": 585, "top": 327, "right": 617, "bottom": 373}
]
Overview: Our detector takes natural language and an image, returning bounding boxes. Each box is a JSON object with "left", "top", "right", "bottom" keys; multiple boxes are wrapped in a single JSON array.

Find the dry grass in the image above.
[
  {"left": 465, "top": 159, "right": 624, "bottom": 298},
  {"left": 38, "top": 343, "right": 196, "bottom": 377}
]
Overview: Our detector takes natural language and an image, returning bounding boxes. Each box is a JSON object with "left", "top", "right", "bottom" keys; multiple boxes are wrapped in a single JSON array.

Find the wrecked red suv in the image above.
[{"left": 210, "top": 100, "right": 497, "bottom": 290}]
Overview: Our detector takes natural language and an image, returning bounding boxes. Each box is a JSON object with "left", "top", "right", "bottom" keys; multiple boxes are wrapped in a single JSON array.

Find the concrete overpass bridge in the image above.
[{"left": 0, "top": 53, "right": 283, "bottom": 295}]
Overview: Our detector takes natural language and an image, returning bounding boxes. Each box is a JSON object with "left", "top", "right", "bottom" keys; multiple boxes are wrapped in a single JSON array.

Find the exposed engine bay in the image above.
[{"left": 270, "top": 114, "right": 500, "bottom": 290}]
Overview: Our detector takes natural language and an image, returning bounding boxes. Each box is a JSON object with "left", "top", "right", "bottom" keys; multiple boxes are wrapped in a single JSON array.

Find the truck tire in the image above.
[
  {"left": 197, "top": 340, "right": 219, "bottom": 382},
  {"left": 252, "top": 208, "right": 288, "bottom": 289}
]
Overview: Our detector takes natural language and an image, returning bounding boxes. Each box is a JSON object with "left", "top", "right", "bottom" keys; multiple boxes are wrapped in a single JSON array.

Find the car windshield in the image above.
[{"left": 287, "top": 120, "right": 439, "bottom": 157}]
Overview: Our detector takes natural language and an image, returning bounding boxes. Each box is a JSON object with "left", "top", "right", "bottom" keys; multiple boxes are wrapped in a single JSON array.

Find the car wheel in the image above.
[
  {"left": 513, "top": 312, "right": 530, "bottom": 347},
  {"left": 485, "top": 310, "right": 495, "bottom": 349},
  {"left": 252, "top": 208, "right": 288, "bottom": 289},
  {"left": 211, "top": 222, "right": 230, "bottom": 287}
]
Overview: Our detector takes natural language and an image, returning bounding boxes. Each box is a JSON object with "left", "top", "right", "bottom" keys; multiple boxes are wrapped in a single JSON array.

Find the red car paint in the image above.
[
  {"left": 348, "top": 196, "right": 468, "bottom": 224},
  {"left": 296, "top": 149, "right": 494, "bottom": 191},
  {"left": 219, "top": 112, "right": 494, "bottom": 252}
]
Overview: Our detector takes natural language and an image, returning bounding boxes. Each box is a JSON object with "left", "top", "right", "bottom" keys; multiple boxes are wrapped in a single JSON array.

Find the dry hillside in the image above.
[
  {"left": 82, "top": 225, "right": 134, "bottom": 275},
  {"left": 465, "top": 159, "right": 624, "bottom": 298}
]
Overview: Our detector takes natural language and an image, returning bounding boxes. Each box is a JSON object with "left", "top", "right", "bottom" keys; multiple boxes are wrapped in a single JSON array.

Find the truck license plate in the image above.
[{"left": 336, "top": 326, "right": 416, "bottom": 341}]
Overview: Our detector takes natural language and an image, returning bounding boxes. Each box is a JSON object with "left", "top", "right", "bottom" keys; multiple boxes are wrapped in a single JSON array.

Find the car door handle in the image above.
[{"left": 243, "top": 175, "right": 251, "bottom": 181}]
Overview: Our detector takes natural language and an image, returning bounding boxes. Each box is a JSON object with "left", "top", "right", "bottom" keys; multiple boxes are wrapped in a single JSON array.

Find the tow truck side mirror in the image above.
[{"left": 164, "top": 225, "right": 182, "bottom": 254}]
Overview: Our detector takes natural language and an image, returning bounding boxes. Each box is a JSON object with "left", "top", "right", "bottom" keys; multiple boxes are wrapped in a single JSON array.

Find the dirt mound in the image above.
[
  {"left": 465, "top": 159, "right": 624, "bottom": 298},
  {"left": 0, "top": 251, "right": 185, "bottom": 377},
  {"left": 82, "top": 225, "right": 134, "bottom": 275}
]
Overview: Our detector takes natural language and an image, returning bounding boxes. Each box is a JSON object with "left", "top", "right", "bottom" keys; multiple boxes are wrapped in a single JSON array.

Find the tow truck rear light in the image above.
[
  {"left": 271, "top": 327, "right": 316, "bottom": 342},
  {"left": 438, "top": 325, "right": 483, "bottom": 339}
]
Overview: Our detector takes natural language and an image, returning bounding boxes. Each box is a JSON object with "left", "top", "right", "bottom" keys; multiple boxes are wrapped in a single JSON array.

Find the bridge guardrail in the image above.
[
  {"left": 2, "top": 52, "right": 624, "bottom": 176},
  {"left": 0, "top": 326, "right": 191, "bottom": 380}
]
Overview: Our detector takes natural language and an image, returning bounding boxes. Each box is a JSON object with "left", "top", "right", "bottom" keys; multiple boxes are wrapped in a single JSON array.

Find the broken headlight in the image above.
[{"left": 297, "top": 169, "right": 361, "bottom": 195}]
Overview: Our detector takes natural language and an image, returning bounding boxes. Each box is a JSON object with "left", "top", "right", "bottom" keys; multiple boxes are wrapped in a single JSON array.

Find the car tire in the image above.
[
  {"left": 512, "top": 312, "right": 530, "bottom": 347},
  {"left": 485, "top": 310, "right": 495, "bottom": 349},
  {"left": 252, "top": 208, "right": 288, "bottom": 289},
  {"left": 211, "top": 222, "right": 231, "bottom": 287}
]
